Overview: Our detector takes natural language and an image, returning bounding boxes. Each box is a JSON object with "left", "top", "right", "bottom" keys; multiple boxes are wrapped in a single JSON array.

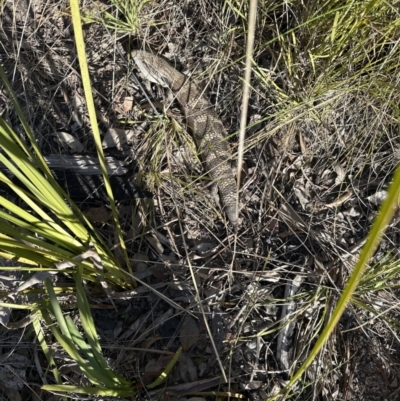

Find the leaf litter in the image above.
[{"left": 1, "top": 0, "right": 400, "bottom": 400}]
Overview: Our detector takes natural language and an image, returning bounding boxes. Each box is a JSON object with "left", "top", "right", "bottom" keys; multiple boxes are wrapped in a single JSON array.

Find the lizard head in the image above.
[{"left": 131, "top": 50, "right": 185, "bottom": 90}]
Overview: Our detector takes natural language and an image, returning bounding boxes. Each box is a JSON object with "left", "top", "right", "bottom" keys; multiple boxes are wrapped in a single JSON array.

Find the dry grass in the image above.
[{"left": 1, "top": 0, "right": 400, "bottom": 400}]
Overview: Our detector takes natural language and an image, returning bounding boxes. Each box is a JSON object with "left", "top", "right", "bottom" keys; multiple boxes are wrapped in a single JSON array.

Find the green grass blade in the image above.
[
  {"left": 0, "top": 171, "right": 77, "bottom": 241},
  {"left": 44, "top": 278, "right": 132, "bottom": 388},
  {"left": 74, "top": 265, "right": 131, "bottom": 386},
  {"left": 64, "top": 316, "right": 105, "bottom": 372},
  {"left": 0, "top": 65, "right": 50, "bottom": 172},
  {"left": 0, "top": 224, "right": 76, "bottom": 259},
  {"left": 40, "top": 308, "right": 106, "bottom": 387},
  {"left": 0, "top": 119, "right": 89, "bottom": 242},
  {"left": 69, "top": 0, "right": 133, "bottom": 278},
  {"left": 41, "top": 384, "right": 135, "bottom": 397},
  {"left": 0, "top": 196, "right": 82, "bottom": 249},
  {"left": 273, "top": 164, "right": 400, "bottom": 399},
  {"left": 44, "top": 279, "right": 74, "bottom": 339},
  {"left": 146, "top": 347, "right": 182, "bottom": 389},
  {"left": 0, "top": 114, "right": 133, "bottom": 279},
  {"left": 32, "top": 313, "right": 62, "bottom": 384}
]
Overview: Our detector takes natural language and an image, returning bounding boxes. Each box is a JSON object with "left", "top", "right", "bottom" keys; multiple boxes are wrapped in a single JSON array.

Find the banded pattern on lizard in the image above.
[{"left": 131, "top": 50, "right": 237, "bottom": 227}]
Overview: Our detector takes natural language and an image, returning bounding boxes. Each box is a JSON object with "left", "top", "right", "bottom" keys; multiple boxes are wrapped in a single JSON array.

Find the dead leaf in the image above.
[
  {"left": 0, "top": 353, "right": 29, "bottom": 391},
  {"left": 367, "top": 190, "right": 387, "bottom": 206},
  {"left": 51, "top": 132, "right": 84, "bottom": 153},
  {"left": 0, "top": 384, "right": 21, "bottom": 401},
  {"left": 143, "top": 356, "right": 172, "bottom": 385},
  {"left": 84, "top": 206, "right": 109, "bottom": 223},
  {"left": 293, "top": 185, "right": 310, "bottom": 210},
  {"left": 153, "top": 264, "right": 170, "bottom": 282},
  {"left": 162, "top": 377, "right": 223, "bottom": 395},
  {"left": 132, "top": 252, "right": 149, "bottom": 273},
  {"left": 241, "top": 381, "right": 262, "bottom": 390},
  {"left": 191, "top": 242, "right": 218, "bottom": 257},
  {"left": 277, "top": 274, "right": 304, "bottom": 371},
  {"left": 102, "top": 128, "right": 137, "bottom": 148},
  {"left": 179, "top": 352, "right": 198, "bottom": 383},
  {"left": 43, "top": 155, "right": 129, "bottom": 175},
  {"left": 180, "top": 316, "right": 199, "bottom": 351},
  {"left": 211, "top": 309, "right": 225, "bottom": 352},
  {"left": 122, "top": 96, "right": 134, "bottom": 112},
  {"left": 146, "top": 234, "right": 164, "bottom": 254},
  {"left": 334, "top": 164, "right": 346, "bottom": 185},
  {"left": 0, "top": 307, "right": 11, "bottom": 328}
]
